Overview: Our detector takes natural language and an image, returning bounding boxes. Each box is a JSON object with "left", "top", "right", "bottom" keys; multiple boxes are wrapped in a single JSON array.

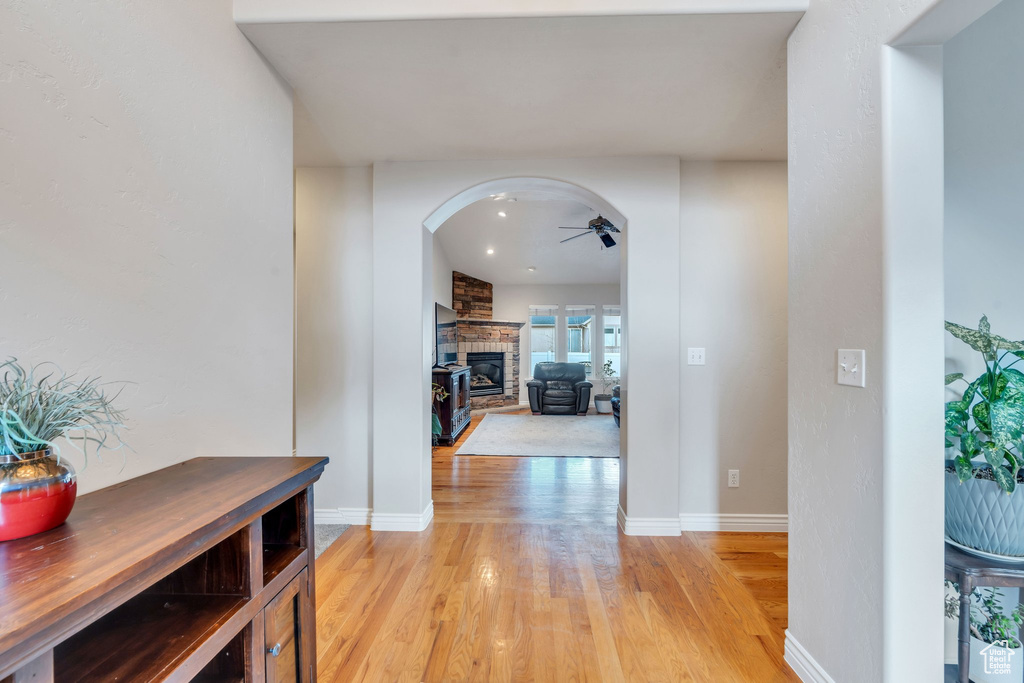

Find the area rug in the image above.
[
  {"left": 314, "top": 524, "right": 349, "bottom": 558},
  {"left": 455, "top": 413, "right": 619, "bottom": 458}
]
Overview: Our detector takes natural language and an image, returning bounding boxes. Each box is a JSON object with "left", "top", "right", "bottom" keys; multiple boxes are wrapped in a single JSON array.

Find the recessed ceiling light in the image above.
[
  {"left": 492, "top": 194, "right": 504, "bottom": 201},
  {"left": 527, "top": 266, "right": 536, "bottom": 272},
  {"left": 507, "top": 198, "right": 517, "bottom": 203},
  {"left": 487, "top": 248, "right": 495, "bottom": 255},
  {"left": 497, "top": 211, "right": 506, "bottom": 218}
]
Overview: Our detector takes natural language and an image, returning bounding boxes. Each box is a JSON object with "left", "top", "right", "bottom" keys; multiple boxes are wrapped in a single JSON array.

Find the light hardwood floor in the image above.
[{"left": 315, "top": 413, "right": 795, "bottom": 682}]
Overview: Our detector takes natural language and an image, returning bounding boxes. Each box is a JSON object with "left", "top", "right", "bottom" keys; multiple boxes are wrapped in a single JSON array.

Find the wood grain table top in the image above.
[{"left": 0, "top": 456, "right": 327, "bottom": 668}]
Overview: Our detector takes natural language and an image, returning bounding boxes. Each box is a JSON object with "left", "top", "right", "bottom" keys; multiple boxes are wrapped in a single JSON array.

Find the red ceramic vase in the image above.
[{"left": 0, "top": 449, "right": 77, "bottom": 542}]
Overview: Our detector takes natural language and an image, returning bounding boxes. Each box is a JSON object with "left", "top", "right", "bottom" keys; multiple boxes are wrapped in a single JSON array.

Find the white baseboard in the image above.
[
  {"left": 315, "top": 507, "right": 371, "bottom": 526},
  {"left": 371, "top": 501, "right": 434, "bottom": 532},
  {"left": 784, "top": 631, "right": 835, "bottom": 683},
  {"left": 617, "top": 504, "right": 682, "bottom": 536},
  {"left": 679, "top": 513, "right": 788, "bottom": 532}
]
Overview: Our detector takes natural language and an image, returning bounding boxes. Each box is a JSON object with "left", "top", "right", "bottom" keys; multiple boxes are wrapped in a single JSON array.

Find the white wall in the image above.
[
  {"left": 787, "top": 1, "right": 946, "bottom": 681},
  {"left": 294, "top": 167, "right": 374, "bottom": 519},
  {"left": 432, "top": 236, "right": 454, "bottom": 310},
  {"left": 941, "top": 5, "right": 1024, "bottom": 660},
  {"left": 294, "top": 158, "right": 791, "bottom": 530},
  {"left": 372, "top": 158, "right": 681, "bottom": 530},
  {"left": 679, "top": 161, "right": 788, "bottom": 520},
  {"left": 491, "top": 283, "right": 621, "bottom": 395},
  {"left": 944, "top": 0, "right": 1024, "bottom": 380},
  {"left": 1, "top": 0, "right": 294, "bottom": 493}
]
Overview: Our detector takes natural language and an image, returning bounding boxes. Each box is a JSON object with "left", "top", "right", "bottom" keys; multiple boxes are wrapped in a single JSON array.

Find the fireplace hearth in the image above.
[{"left": 466, "top": 352, "right": 504, "bottom": 397}]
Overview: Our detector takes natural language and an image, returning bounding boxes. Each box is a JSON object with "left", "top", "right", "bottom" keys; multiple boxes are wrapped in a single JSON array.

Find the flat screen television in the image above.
[{"left": 435, "top": 303, "right": 459, "bottom": 367}]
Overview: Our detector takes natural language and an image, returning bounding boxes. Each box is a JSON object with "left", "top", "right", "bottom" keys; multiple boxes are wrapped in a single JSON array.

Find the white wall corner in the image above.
[
  {"left": 617, "top": 504, "right": 682, "bottom": 536},
  {"left": 679, "top": 513, "right": 788, "bottom": 533},
  {"left": 784, "top": 631, "right": 835, "bottom": 683},
  {"left": 315, "top": 507, "right": 372, "bottom": 526},
  {"left": 370, "top": 501, "right": 434, "bottom": 532}
]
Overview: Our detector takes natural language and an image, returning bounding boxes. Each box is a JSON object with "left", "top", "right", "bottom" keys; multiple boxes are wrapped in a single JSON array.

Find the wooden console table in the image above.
[
  {"left": 945, "top": 541, "right": 1024, "bottom": 683},
  {"left": 0, "top": 456, "right": 327, "bottom": 683}
]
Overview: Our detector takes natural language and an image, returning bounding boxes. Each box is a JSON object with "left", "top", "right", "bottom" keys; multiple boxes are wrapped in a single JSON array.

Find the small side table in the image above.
[{"left": 945, "top": 542, "right": 1024, "bottom": 683}]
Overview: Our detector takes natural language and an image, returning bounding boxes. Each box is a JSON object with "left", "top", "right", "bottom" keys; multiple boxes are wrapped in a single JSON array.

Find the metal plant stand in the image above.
[{"left": 945, "top": 541, "right": 1024, "bottom": 683}]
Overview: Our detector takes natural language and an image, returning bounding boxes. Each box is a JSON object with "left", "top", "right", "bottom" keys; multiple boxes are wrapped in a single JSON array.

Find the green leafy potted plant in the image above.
[
  {"left": 593, "top": 360, "right": 617, "bottom": 414},
  {"left": 945, "top": 582, "right": 1024, "bottom": 682},
  {"left": 0, "top": 358, "right": 127, "bottom": 541},
  {"left": 945, "top": 316, "right": 1024, "bottom": 558}
]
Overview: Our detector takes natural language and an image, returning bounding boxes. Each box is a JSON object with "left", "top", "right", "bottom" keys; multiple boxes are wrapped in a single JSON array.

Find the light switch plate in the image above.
[
  {"left": 837, "top": 349, "right": 866, "bottom": 387},
  {"left": 687, "top": 348, "right": 706, "bottom": 366}
]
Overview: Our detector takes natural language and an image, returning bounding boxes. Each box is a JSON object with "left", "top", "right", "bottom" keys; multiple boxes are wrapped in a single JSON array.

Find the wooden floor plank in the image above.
[{"left": 316, "top": 412, "right": 795, "bottom": 681}]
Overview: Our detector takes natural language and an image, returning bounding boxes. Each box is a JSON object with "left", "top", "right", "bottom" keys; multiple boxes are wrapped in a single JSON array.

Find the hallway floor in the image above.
[{"left": 315, "top": 414, "right": 795, "bottom": 682}]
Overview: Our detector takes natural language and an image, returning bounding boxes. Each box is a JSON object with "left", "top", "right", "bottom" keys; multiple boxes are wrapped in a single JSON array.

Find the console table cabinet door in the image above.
[
  {"left": 433, "top": 366, "right": 471, "bottom": 446},
  {"left": 264, "top": 569, "right": 308, "bottom": 683}
]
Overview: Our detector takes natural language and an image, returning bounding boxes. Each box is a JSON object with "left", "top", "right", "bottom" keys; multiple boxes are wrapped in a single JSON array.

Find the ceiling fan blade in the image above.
[
  {"left": 560, "top": 232, "right": 592, "bottom": 244},
  {"left": 558, "top": 226, "right": 589, "bottom": 230}
]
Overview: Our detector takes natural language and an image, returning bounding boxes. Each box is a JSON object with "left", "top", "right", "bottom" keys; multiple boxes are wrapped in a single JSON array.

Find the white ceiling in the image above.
[
  {"left": 435, "top": 195, "right": 621, "bottom": 285},
  {"left": 234, "top": 0, "right": 808, "bottom": 24},
  {"left": 239, "top": 12, "right": 799, "bottom": 166}
]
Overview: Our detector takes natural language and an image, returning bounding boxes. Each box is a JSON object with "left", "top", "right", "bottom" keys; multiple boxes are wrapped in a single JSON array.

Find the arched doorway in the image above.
[{"left": 369, "top": 159, "right": 681, "bottom": 533}]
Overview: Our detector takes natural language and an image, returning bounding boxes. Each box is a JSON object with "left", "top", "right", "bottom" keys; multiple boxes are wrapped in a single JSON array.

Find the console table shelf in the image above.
[
  {"left": 54, "top": 593, "right": 246, "bottom": 681},
  {"left": 0, "top": 456, "right": 327, "bottom": 683}
]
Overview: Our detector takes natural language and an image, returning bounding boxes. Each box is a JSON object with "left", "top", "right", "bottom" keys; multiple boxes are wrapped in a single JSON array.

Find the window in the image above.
[
  {"left": 529, "top": 305, "right": 557, "bottom": 372},
  {"left": 603, "top": 305, "right": 621, "bottom": 376},
  {"left": 565, "top": 305, "right": 595, "bottom": 374}
]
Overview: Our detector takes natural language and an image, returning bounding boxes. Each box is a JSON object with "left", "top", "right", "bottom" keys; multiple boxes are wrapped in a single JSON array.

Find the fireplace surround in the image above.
[
  {"left": 466, "top": 352, "right": 504, "bottom": 397},
  {"left": 456, "top": 319, "right": 524, "bottom": 410}
]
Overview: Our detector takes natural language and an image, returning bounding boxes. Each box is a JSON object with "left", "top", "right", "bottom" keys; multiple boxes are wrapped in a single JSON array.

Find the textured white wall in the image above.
[
  {"left": 295, "top": 167, "right": 374, "bottom": 516},
  {"left": 941, "top": 7, "right": 1024, "bottom": 656},
  {"left": 944, "top": 0, "right": 1024, "bottom": 379},
  {"left": 787, "top": 1, "right": 943, "bottom": 681},
  {"left": 1, "top": 0, "right": 294, "bottom": 493},
  {"left": 432, "top": 236, "right": 454, "bottom": 310},
  {"left": 679, "top": 161, "right": 788, "bottom": 518},
  {"left": 371, "top": 158, "right": 681, "bottom": 527},
  {"left": 296, "top": 159, "right": 790, "bottom": 525}
]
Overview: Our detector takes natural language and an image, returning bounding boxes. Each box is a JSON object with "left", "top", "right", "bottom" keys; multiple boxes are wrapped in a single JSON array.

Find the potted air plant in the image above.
[
  {"left": 593, "top": 360, "right": 617, "bottom": 414},
  {"left": 0, "top": 358, "right": 127, "bottom": 541},
  {"left": 945, "top": 317, "right": 1024, "bottom": 558}
]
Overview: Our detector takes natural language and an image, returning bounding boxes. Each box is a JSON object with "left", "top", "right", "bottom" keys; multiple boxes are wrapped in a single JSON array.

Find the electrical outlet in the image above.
[
  {"left": 728, "top": 469, "right": 740, "bottom": 488},
  {"left": 837, "top": 349, "right": 866, "bottom": 388},
  {"left": 687, "top": 348, "right": 706, "bottom": 366}
]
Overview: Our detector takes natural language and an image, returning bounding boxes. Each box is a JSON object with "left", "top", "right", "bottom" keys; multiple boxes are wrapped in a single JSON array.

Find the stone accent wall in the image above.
[
  {"left": 458, "top": 319, "right": 524, "bottom": 410},
  {"left": 452, "top": 271, "right": 492, "bottom": 320}
]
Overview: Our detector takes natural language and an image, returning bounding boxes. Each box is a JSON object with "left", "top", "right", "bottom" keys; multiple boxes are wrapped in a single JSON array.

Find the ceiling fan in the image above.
[{"left": 558, "top": 215, "right": 621, "bottom": 248}]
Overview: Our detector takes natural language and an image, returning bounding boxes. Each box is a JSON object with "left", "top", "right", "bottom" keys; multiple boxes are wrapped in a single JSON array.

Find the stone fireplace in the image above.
[
  {"left": 452, "top": 270, "right": 524, "bottom": 410},
  {"left": 456, "top": 320, "right": 523, "bottom": 409}
]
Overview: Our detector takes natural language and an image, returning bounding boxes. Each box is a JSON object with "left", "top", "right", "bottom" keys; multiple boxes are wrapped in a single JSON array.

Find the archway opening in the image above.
[{"left": 424, "top": 177, "right": 629, "bottom": 524}]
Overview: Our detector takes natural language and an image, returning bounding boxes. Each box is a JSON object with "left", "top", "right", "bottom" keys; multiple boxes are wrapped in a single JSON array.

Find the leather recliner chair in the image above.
[{"left": 527, "top": 362, "right": 592, "bottom": 416}]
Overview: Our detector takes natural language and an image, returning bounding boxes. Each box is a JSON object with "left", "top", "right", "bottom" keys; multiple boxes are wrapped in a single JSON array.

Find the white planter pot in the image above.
[
  {"left": 594, "top": 398, "right": 613, "bottom": 414},
  {"left": 971, "top": 637, "right": 1023, "bottom": 682}
]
